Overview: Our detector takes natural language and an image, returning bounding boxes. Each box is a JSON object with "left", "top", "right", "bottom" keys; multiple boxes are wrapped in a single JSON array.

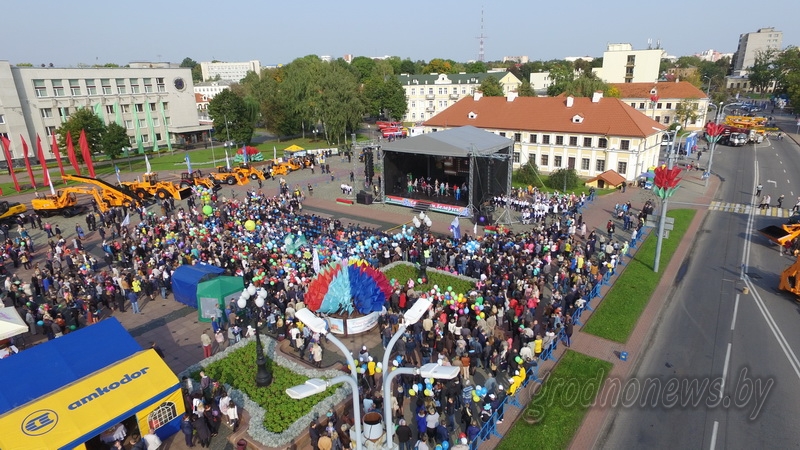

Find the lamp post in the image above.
[
  {"left": 287, "top": 376, "right": 363, "bottom": 450},
  {"left": 703, "top": 76, "right": 712, "bottom": 98},
  {"left": 412, "top": 212, "right": 433, "bottom": 279},
  {"left": 209, "top": 133, "right": 216, "bottom": 166},
  {"left": 294, "top": 308, "right": 362, "bottom": 449},
  {"left": 704, "top": 103, "right": 721, "bottom": 188},
  {"left": 237, "top": 284, "right": 273, "bottom": 387},
  {"left": 653, "top": 125, "right": 680, "bottom": 273}
]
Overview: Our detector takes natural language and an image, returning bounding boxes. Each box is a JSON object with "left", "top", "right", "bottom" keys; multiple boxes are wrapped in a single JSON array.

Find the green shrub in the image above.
[
  {"left": 512, "top": 161, "right": 545, "bottom": 188},
  {"left": 546, "top": 168, "right": 581, "bottom": 191},
  {"left": 383, "top": 263, "right": 476, "bottom": 295}
]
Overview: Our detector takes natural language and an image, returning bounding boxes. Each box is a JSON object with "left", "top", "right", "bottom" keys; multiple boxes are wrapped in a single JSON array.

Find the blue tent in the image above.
[
  {"left": 0, "top": 318, "right": 142, "bottom": 414},
  {"left": 171, "top": 264, "right": 225, "bottom": 307}
]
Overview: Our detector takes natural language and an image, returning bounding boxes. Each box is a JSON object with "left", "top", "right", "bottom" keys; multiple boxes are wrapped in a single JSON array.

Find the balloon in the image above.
[
  {"left": 69, "top": 325, "right": 76, "bottom": 330},
  {"left": 409, "top": 389, "right": 416, "bottom": 396},
  {"left": 37, "top": 320, "right": 44, "bottom": 326},
  {"left": 424, "top": 389, "right": 433, "bottom": 397},
  {"left": 245, "top": 220, "right": 256, "bottom": 231},
  {"left": 442, "top": 443, "right": 450, "bottom": 450},
  {"left": 202, "top": 205, "right": 213, "bottom": 215}
]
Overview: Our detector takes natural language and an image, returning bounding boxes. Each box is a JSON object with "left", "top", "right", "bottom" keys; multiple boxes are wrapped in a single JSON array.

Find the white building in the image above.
[
  {"left": 611, "top": 81, "right": 710, "bottom": 131},
  {"left": 592, "top": 43, "right": 664, "bottom": 83},
  {"left": 424, "top": 91, "right": 666, "bottom": 181},
  {"left": 199, "top": 60, "right": 261, "bottom": 82},
  {"left": 529, "top": 72, "right": 553, "bottom": 92},
  {"left": 503, "top": 56, "right": 529, "bottom": 64},
  {"left": 732, "top": 27, "right": 783, "bottom": 76},
  {"left": 0, "top": 61, "right": 207, "bottom": 159},
  {"left": 399, "top": 71, "right": 521, "bottom": 123},
  {"left": 193, "top": 80, "right": 233, "bottom": 100}
]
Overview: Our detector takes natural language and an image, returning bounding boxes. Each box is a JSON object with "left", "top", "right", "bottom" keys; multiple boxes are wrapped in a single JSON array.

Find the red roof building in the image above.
[{"left": 611, "top": 81, "right": 710, "bottom": 130}]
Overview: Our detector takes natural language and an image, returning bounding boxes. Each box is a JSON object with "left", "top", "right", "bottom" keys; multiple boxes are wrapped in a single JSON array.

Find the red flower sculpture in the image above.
[
  {"left": 650, "top": 94, "right": 660, "bottom": 103},
  {"left": 705, "top": 122, "right": 726, "bottom": 144},
  {"left": 236, "top": 146, "right": 260, "bottom": 156},
  {"left": 653, "top": 165, "right": 682, "bottom": 199}
]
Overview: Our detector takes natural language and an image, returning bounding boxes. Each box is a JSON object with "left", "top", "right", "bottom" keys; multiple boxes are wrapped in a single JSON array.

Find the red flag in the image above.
[
  {"left": 37, "top": 135, "right": 50, "bottom": 187},
  {"left": 20, "top": 135, "right": 37, "bottom": 189},
  {"left": 0, "top": 136, "right": 20, "bottom": 192},
  {"left": 79, "top": 129, "right": 96, "bottom": 178},
  {"left": 50, "top": 133, "right": 66, "bottom": 178},
  {"left": 66, "top": 131, "right": 81, "bottom": 175}
]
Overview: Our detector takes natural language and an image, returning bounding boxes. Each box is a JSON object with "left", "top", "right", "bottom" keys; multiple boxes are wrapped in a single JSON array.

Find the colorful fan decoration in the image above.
[{"left": 304, "top": 258, "right": 393, "bottom": 315}]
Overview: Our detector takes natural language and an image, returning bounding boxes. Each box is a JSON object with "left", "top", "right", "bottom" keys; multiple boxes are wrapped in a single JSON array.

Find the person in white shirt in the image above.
[{"left": 142, "top": 429, "right": 162, "bottom": 450}]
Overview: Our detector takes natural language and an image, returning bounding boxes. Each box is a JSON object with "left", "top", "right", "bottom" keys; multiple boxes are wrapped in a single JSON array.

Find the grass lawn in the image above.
[
  {"left": 582, "top": 208, "right": 696, "bottom": 343},
  {"left": 382, "top": 263, "right": 475, "bottom": 296},
  {"left": 498, "top": 351, "right": 612, "bottom": 450}
]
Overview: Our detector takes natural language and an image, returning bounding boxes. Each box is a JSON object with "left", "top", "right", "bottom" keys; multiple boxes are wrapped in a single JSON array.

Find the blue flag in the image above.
[
  {"left": 185, "top": 153, "right": 192, "bottom": 173},
  {"left": 115, "top": 165, "right": 121, "bottom": 184},
  {"left": 450, "top": 217, "right": 461, "bottom": 240}
]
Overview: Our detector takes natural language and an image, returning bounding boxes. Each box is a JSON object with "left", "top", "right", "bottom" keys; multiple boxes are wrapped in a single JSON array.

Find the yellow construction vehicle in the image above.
[
  {"left": 758, "top": 223, "right": 800, "bottom": 247},
  {"left": 179, "top": 170, "right": 221, "bottom": 192},
  {"left": 32, "top": 186, "right": 134, "bottom": 217},
  {"left": 233, "top": 163, "right": 266, "bottom": 181},
  {"left": 779, "top": 255, "right": 800, "bottom": 299},
  {"left": 209, "top": 167, "right": 248, "bottom": 186},
  {"left": 63, "top": 174, "right": 140, "bottom": 205},
  {"left": 0, "top": 201, "right": 27, "bottom": 223},
  {"left": 121, "top": 173, "right": 192, "bottom": 200},
  {"left": 267, "top": 160, "right": 288, "bottom": 177}
]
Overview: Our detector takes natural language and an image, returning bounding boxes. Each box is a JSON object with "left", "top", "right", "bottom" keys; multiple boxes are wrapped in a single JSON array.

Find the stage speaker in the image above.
[
  {"left": 475, "top": 213, "right": 491, "bottom": 226},
  {"left": 356, "top": 191, "right": 374, "bottom": 205}
]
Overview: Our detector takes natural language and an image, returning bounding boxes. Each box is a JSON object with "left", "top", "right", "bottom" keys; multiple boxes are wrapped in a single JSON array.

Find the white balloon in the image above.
[
  {"left": 247, "top": 284, "right": 257, "bottom": 296},
  {"left": 237, "top": 298, "right": 247, "bottom": 309},
  {"left": 255, "top": 296, "right": 265, "bottom": 308}
]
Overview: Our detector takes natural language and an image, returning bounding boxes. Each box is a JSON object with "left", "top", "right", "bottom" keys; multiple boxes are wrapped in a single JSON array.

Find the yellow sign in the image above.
[{"left": 0, "top": 350, "right": 179, "bottom": 450}]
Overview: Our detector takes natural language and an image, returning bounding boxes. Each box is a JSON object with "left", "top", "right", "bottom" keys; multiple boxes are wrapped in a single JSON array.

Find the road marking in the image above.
[
  {"left": 721, "top": 343, "right": 732, "bottom": 395},
  {"left": 731, "top": 294, "right": 739, "bottom": 331},
  {"left": 710, "top": 421, "right": 719, "bottom": 450},
  {"left": 744, "top": 276, "right": 800, "bottom": 381}
]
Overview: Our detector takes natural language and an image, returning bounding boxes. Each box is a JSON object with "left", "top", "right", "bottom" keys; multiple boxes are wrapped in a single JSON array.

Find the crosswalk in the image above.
[{"left": 708, "top": 201, "right": 794, "bottom": 218}]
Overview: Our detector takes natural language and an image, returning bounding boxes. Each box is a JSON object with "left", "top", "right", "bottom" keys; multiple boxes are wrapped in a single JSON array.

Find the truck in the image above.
[
  {"left": 381, "top": 127, "right": 408, "bottom": 138},
  {"left": 33, "top": 174, "right": 141, "bottom": 216},
  {"left": 179, "top": 170, "right": 221, "bottom": 191}
]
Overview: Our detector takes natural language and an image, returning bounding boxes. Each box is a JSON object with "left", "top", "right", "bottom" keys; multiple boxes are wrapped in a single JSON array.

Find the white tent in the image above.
[{"left": 0, "top": 307, "right": 28, "bottom": 340}]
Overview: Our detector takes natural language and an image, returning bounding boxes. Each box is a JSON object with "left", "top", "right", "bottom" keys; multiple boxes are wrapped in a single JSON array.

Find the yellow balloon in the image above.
[{"left": 245, "top": 220, "right": 256, "bottom": 231}]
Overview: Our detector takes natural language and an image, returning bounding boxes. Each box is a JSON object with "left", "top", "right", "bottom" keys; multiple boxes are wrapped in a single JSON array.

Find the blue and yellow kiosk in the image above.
[{"left": 0, "top": 318, "right": 183, "bottom": 450}]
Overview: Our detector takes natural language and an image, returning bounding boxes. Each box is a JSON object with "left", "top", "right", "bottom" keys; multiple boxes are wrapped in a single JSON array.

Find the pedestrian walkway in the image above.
[{"left": 708, "top": 201, "right": 793, "bottom": 217}]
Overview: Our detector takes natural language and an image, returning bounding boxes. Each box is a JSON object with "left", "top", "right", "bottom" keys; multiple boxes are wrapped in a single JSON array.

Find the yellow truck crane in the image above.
[{"left": 121, "top": 173, "right": 192, "bottom": 200}]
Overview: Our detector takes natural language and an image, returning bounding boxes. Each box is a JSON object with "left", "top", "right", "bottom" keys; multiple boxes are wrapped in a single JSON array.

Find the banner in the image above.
[
  {"left": 79, "top": 130, "right": 96, "bottom": 178},
  {"left": 20, "top": 135, "right": 37, "bottom": 189},
  {"left": 0, "top": 136, "right": 20, "bottom": 192},
  {"left": 50, "top": 133, "right": 66, "bottom": 178},
  {"left": 36, "top": 135, "right": 50, "bottom": 187},
  {"left": 66, "top": 131, "right": 81, "bottom": 175}
]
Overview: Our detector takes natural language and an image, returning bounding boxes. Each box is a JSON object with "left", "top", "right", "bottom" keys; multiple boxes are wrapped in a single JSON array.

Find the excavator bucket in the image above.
[{"left": 758, "top": 224, "right": 800, "bottom": 246}]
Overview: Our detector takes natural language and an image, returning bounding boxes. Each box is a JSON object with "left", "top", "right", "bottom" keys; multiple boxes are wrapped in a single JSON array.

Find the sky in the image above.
[{"left": 2, "top": 0, "right": 797, "bottom": 67}]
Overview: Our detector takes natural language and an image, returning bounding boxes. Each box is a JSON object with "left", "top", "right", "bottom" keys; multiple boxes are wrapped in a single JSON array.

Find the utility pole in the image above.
[{"left": 654, "top": 126, "right": 680, "bottom": 273}]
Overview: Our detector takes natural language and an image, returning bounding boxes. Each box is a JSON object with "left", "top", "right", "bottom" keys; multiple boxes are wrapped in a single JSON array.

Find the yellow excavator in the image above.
[
  {"left": 121, "top": 172, "right": 192, "bottom": 200},
  {"left": 0, "top": 201, "right": 27, "bottom": 223},
  {"left": 208, "top": 167, "right": 249, "bottom": 186},
  {"left": 32, "top": 174, "right": 140, "bottom": 217},
  {"left": 759, "top": 223, "right": 800, "bottom": 299}
]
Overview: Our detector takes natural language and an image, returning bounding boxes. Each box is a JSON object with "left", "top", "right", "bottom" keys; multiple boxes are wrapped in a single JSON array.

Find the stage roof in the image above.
[{"left": 381, "top": 126, "right": 512, "bottom": 157}]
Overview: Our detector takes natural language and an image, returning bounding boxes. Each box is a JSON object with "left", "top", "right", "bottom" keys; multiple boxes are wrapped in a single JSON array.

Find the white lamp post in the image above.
[
  {"left": 236, "top": 284, "right": 273, "bottom": 387},
  {"left": 287, "top": 376, "right": 363, "bottom": 450},
  {"left": 652, "top": 126, "right": 680, "bottom": 273}
]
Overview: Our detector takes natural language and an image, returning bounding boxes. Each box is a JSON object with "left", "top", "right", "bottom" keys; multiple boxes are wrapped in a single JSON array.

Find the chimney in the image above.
[
  {"left": 473, "top": 91, "right": 483, "bottom": 101},
  {"left": 506, "top": 91, "right": 518, "bottom": 102},
  {"left": 566, "top": 96, "right": 574, "bottom": 107},
  {"left": 592, "top": 91, "right": 603, "bottom": 103}
]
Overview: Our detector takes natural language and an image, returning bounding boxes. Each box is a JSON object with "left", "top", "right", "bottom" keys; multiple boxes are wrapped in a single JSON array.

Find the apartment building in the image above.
[{"left": 610, "top": 81, "right": 710, "bottom": 130}]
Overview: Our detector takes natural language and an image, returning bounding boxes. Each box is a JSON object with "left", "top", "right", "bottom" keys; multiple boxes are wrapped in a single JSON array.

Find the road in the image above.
[{"left": 598, "top": 133, "right": 800, "bottom": 449}]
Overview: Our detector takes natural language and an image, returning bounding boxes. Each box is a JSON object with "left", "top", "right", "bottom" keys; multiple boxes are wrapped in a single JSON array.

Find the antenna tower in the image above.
[{"left": 476, "top": 8, "right": 488, "bottom": 62}]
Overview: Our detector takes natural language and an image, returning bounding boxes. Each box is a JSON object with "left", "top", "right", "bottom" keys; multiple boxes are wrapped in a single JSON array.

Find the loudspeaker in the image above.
[
  {"left": 356, "top": 191, "right": 374, "bottom": 205},
  {"left": 475, "top": 214, "right": 490, "bottom": 226}
]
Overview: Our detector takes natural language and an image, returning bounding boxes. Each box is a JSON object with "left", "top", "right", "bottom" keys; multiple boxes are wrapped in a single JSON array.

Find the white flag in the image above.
[
  {"left": 473, "top": 223, "right": 478, "bottom": 235},
  {"left": 225, "top": 149, "right": 231, "bottom": 170},
  {"left": 47, "top": 168, "right": 56, "bottom": 196},
  {"left": 312, "top": 248, "right": 321, "bottom": 274},
  {"left": 144, "top": 153, "right": 152, "bottom": 173},
  {"left": 121, "top": 213, "right": 130, "bottom": 227}
]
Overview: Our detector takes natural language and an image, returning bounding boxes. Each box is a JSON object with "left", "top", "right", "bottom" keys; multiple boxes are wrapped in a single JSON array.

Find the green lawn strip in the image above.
[
  {"left": 498, "top": 351, "right": 612, "bottom": 450},
  {"left": 582, "top": 208, "right": 696, "bottom": 342},
  {"left": 382, "top": 264, "right": 475, "bottom": 295}
]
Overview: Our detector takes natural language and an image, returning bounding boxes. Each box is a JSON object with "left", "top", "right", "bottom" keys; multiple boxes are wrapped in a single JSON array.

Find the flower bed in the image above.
[
  {"left": 382, "top": 261, "right": 477, "bottom": 294},
  {"left": 181, "top": 336, "right": 348, "bottom": 447}
]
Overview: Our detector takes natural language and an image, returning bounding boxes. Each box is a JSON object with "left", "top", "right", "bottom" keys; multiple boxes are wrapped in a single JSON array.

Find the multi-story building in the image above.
[
  {"left": 199, "top": 60, "right": 261, "bottom": 82},
  {"left": 399, "top": 70, "right": 521, "bottom": 123},
  {"left": 423, "top": 91, "right": 665, "bottom": 181},
  {"left": 611, "top": 81, "right": 710, "bottom": 130},
  {"left": 732, "top": 27, "right": 783, "bottom": 76},
  {"left": 193, "top": 80, "right": 232, "bottom": 100},
  {"left": 593, "top": 43, "right": 664, "bottom": 83},
  {"left": 0, "top": 61, "right": 207, "bottom": 159}
]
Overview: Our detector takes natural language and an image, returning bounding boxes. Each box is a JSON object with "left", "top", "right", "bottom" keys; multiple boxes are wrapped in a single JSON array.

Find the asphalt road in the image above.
[{"left": 599, "top": 134, "right": 800, "bottom": 449}]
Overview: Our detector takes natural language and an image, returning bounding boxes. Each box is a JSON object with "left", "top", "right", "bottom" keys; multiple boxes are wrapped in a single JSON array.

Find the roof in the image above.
[
  {"left": 586, "top": 170, "right": 626, "bottom": 186},
  {"left": 611, "top": 81, "right": 708, "bottom": 100},
  {"left": 0, "top": 318, "right": 142, "bottom": 414},
  {"left": 172, "top": 264, "right": 225, "bottom": 307},
  {"left": 398, "top": 71, "right": 514, "bottom": 86},
  {"left": 424, "top": 96, "right": 666, "bottom": 138},
  {"left": 381, "top": 126, "right": 512, "bottom": 157},
  {"left": 194, "top": 93, "right": 207, "bottom": 103}
]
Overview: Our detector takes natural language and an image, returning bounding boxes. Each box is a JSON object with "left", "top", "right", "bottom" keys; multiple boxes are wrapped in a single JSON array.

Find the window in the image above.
[
  {"left": 452, "top": 87, "right": 457, "bottom": 94},
  {"left": 498, "top": 132, "right": 506, "bottom": 137},
  {"left": 598, "top": 138, "right": 608, "bottom": 148},
  {"left": 164, "top": 117, "right": 171, "bottom": 126},
  {"left": 639, "top": 102, "right": 645, "bottom": 109},
  {"left": 428, "top": 88, "right": 433, "bottom": 95},
  {"left": 0, "top": 115, "right": 4, "bottom": 124},
  {"left": 150, "top": 102, "right": 157, "bottom": 111},
  {"left": 555, "top": 136, "right": 564, "bottom": 145},
  {"left": 595, "top": 159, "right": 606, "bottom": 171},
  {"left": 34, "top": 79, "right": 47, "bottom": 97},
  {"left": 125, "top": 120, "right": 133, "bottom": 129},
  {"left": 654, "top": 116, "right": 660, "bottom": 123},
  {"left": 134, "top": 103, "right": 144, "bottom": 112},
  {"left": 41, "top": 108, "right": 53, "bottom": 118},
  {"left": 142, "top": 134, "right": 149, "bottom": 143},
  {"left": 121, "top": 104, "right": 130, "bottom": 113},
  {"left": 529, "top": 134, "right": 537, "bottom": 144},
  {"left": 144, "top": 78, "right": 153, "bottom": 93},
  {"left": 130, "top": 79, "right": 140, "bottom": 94},
  {"left": 105, "top": 105, "right": 115, "bottom": 114},
  {"left": 86, "top": 80, "right": 97, "bottom": 95},
  {"left": 583, "top": 137, "right": 592, "bottom": 147},
  {"left": 162, "top": 102, "right": 168, "bottom": 111},
  {"left": 631, "top": 103, "right": 636, "bottom": 108},
  {"left": 540, "top": 154, "right": 549, "bottom": 166},
  {"left": 53, "top": 80, "right": 65, "bottom": 97},
  {"left": 663, "top": 116, "right": 670, "bottom": 124},
  {"left": 101, "top": 79, "right": 112, "bottom": 94},
  {"left": 513, "top": 152, "right": 520, "bottom": 163},
  {"left": 542, "top": 135, "right": 551, "bottom": 145},
  {"left": 155, "top": 132, "right": 162, "bottom": 141},
  {"left": 514, "top": 133, "right": 521, "bottom": 142},
  {"left": 569, "top": 136, "right": 578, "bottom": 146},
  {"left": 152, "top": 117, "right": 159, "bottom": 127},
  {"left": 411, "top": 113, "right": 416, "bottom": 119},
  {"left": 438, "top": 88, "right": 444, "bottom": 95},
  {"left": 116, "top": 78, "right": 127, "bottom": 94},
  {"left": 59, "top": 107, "right": 70, "bottom": 120},
  {"left": 45, "top": 126, "right": 56, "bottom": 137},
  {"left": 617, "top": 161, "right": 627, "bottom": 175},
  {"left": 620, "top": 139, "right": 630, "bottom": 150},
  {"left": 69, "top": 79, "right": 81, "bottom": 96},
  {"left": 627, "top": 55, "right": 636, "bottom": 64},
  {"left": 554, "top": 156, "right": 562, "bottom": 167},
  {"left": 411, "top": 101, "right": 415, "bottom": 108},
  {"left": 147, "top": 402, "right": 178, "bottom": 432},
  {"left": 156, "top": 77, "right": 166, "bottom": 92},
  {"left": 666, "top": 103, "right": 672, "bottom": 109},
  {"left": 411, "top": 88, "right": 416, "bottom": 95},
  {"left": 581, "top": 158, "right": 590, "bottom": 170},
  {"left": 138, "top": 119, "right": 147, "bottom": 128},
  {"left": 656, "top": 102, "right": 662, "bottom": 109},
  {"left": 461, "top": 87, "right": 467, "bottom": 94}
]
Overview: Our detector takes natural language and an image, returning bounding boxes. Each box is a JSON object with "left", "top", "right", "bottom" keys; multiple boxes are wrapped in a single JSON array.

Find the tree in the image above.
[
  {"left": 208, "top": 90, "right": 254, "bottom": 144},
  {"left": 316, "top": 63, "right": 365, "bottom": 145},
  {"left": 512, "top": 161, "right": 544, "bottom": 188},
  {"left": 748, "top": 49, "right": 778, "bottom": 93},
  {"left": 100, "top": 122, "right": 129, "bottom": 160},
  {"left": 350, "top": 56, "right": 377, "bottom": 82},
  {"left": 464, "top": 61, "right": 487, "bottom": 73},
  {"left": 546, "top": 62, "right": 576, "bottom": 96},
  {"left": 572, "top": 58, "right": 593, "bottom": 75},
  {"left": 399, "top": 59, "right": 419, "bottom": 75},
  {"left": 547, "top": 168, "right": 580, "bottom": 191},
  {"left": 517, "top": 80, "right": 536, "bottom": 97},
  {"left": 675, "top": 100, "right": 701, "bottom": 128},
  {"left": 364, "top": 74, "right": 407, "bottom": 120},
  {"left": 775, "top": 47, "right": 800, "bottom": 109},
  {"left": 180, "top": 57, "right": 197, "bottom": 68},
  {"left": 56, "top": 108, "right": 104, "bottom": 164},
  {"left": 478, "top": 76, "right": 504, "bottom": 96},
  {"left": 423, "top": 59, "right": 452, "bottom": 74},
  {"left": 562, "top": 73, "right": 614, "bottom": 97}
]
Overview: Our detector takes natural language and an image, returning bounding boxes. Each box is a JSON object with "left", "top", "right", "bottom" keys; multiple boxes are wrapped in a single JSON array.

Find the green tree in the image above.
[
  {"left": 317, "top": 63, "right": 365, "bottom": 145},
  {"left": 675, "top": 100, "right": 701, "bottom": 128},
  {"left": 546, "top": 61, "right": 576, "bottom": 96},
  {"left": 399, "top": 59, "right": 419, "bottom": 74},
  {"left": 572, "top": 58, "right": 593, "bottom": 75},
  {"left": 464, "top": 61, "right": 488, "bottom": 73},
  {"left": 517, "top": 80, "right": 536, "bottom": 97},
  {"left": 364, "top": 74, "right": 407, "bottom": 120},
  {"left": 56, "top": 108, "right": 105, "bottom": 164},
  {"left": 512, "top": 161, "right": 544, "bottom": 188},
  {"left": 547, "top": 168, "right": 580, "bottom": 191},
  {"left": 775, "top": 46, "right": 800, "bottom": 109},
  {"left": 562, "top": 73, "right": 614, "bottom": 97},
  {"left": 423, "top": 58, "right": 452, "bottom": 74},
  {"left": 180, "top": 57, "right": 203, "bottom": 82},
  {"left": 350, "top": 56, "right": 377, "bottom": 82},
  {"left": 180, "top": 57, "right": 197, "bottom": 68},
  {"left": 748, "top": 49, "right": 778, "bottom": 93},
  {"left": 208, "top": 90, "right": 253, "bottom": 144},
  {"left": 478, "top": 76, "right": 504, "bottom": 96},
  {"left": 100, "top": 122, "right": 129, "bottom": 160},
  {"left": 15, "top": 62, "right": 33, "bottom": 67}
]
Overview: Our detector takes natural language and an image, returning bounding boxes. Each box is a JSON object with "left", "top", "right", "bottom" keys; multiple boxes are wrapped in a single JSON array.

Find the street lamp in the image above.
[
  {"left": 286, "top": 376, "right": 363, "bottom": 450},
  {"left": 704, "top": 103, "right": 722, "bottom": 188},
  {"left": 703, "top": 76, "right": 712, "bottom": 97},
  {"left": 237, "top": 284, "right": 273, "bottom": 387},
  {"left": 412, "top": 212, "right": 433, "bottom": 278},
  {"left": 652, "top": 125, "right": 681, "bottom": 273},
  {"left": 295, "top": 308, "right": 363, "bottom": 449}
]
